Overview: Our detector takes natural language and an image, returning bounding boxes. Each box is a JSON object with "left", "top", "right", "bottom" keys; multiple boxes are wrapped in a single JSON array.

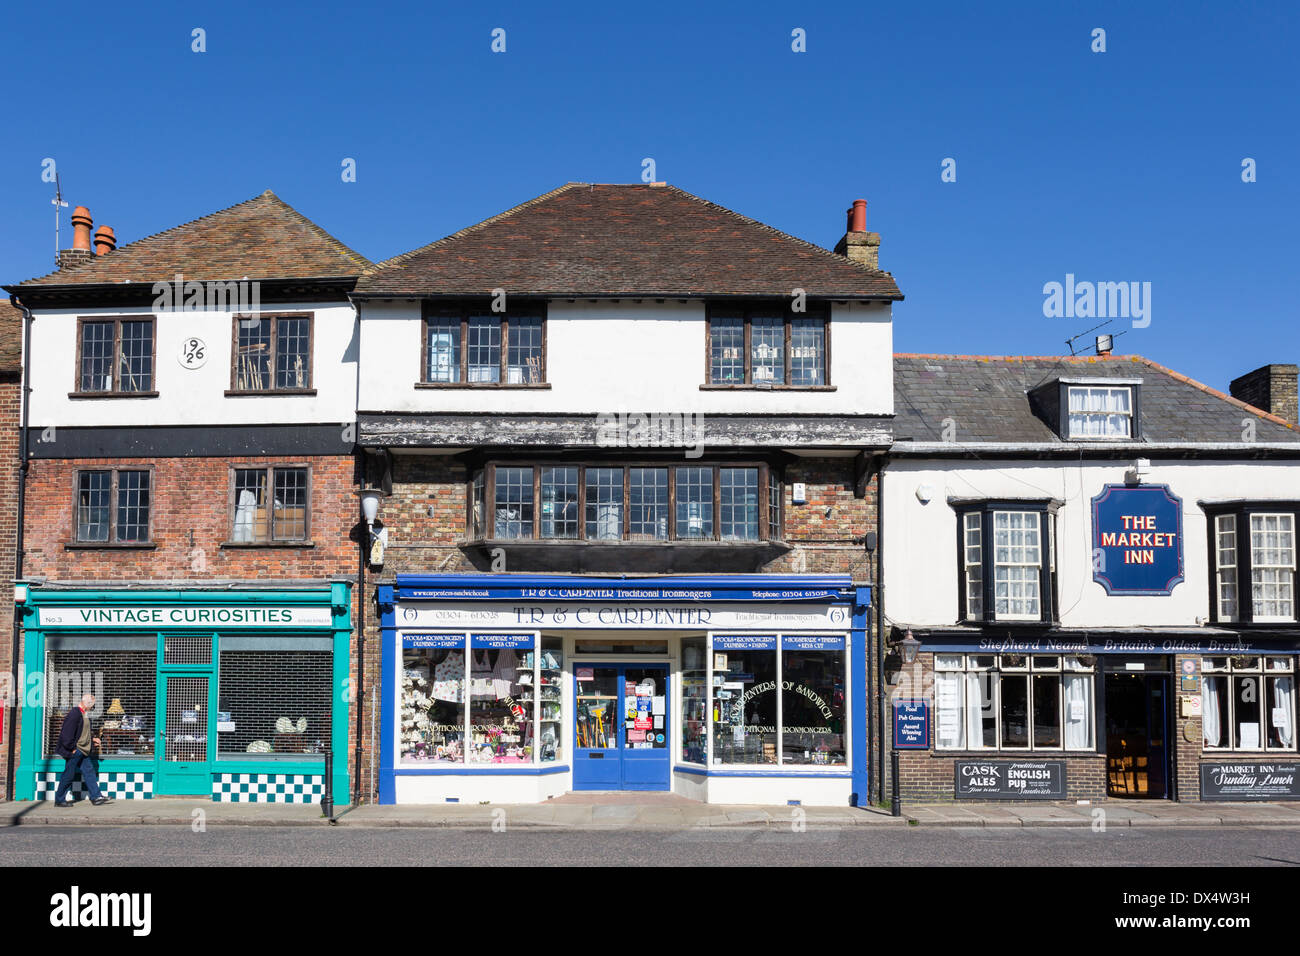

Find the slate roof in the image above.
[
  {"left": 356, "top": 183, "right": 903, "bottom": 299},
  {"left": 893, "top": 354, "right": 1300, "bottom": 444},
  {"left": 0, "top": 298, "right": 22, "bottom": 373},
  {"left": 10, "top": 191, "right": 370, "bottom": 288}
]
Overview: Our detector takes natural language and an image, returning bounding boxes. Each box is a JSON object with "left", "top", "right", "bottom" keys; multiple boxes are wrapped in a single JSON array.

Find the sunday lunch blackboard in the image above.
[
  {"left": 955, "top": 760, "right": 1067, "bottom": 799},
  {"left": 1200, "top": 763, "right": 1300, "bottom": 801}
]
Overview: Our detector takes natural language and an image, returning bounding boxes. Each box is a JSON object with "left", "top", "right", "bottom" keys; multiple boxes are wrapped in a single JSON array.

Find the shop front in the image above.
[
  {"left": 894, "top": 631, "right": 1300, "bottom": 803},
  {"left": 378, "top": 574, "right": 870, "bottom": 806},
  {"left": 15, "top": 583, "right": 351, "bottom": 803}
]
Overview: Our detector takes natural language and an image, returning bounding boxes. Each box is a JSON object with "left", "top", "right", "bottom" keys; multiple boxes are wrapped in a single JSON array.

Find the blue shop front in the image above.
[{"left": 378, "top": 574, "right": 871, "bottom": 806}]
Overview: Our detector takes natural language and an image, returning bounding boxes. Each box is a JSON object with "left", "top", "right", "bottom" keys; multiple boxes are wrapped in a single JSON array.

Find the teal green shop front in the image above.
[{"left": 15, "top": 584, "right": 351, "bottom": 803}]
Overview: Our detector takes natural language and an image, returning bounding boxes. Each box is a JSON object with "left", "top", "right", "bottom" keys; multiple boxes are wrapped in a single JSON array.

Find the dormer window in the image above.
[{"left": 1067, "top": 386, "right": 1133, "bottom": 439}]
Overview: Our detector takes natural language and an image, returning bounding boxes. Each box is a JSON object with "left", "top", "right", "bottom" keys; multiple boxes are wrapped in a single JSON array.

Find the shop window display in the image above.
[
  {"left": 680, "top": 637, "right": 707, "bottom": 763},
  {"left": 469, "top": 645, "right": 532, "bottom": 764},
  {"left": 711, "top": 637, "right": 779, "bottom": 764},
  {"left": 780, "top": 639, "right": 845, "bottom": 765},
  {"left": 45, "top": 645, "right": 156, "bottom": 758},
  {"left": 401, "top": 644, "right": 466, "bottom": 763}
]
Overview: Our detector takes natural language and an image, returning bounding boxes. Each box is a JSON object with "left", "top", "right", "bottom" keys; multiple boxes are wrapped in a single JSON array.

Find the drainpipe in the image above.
[
  {"left": 6, "top": 298, "right": 32, "bottom": 801},
  {"left": 875, "top": 466, "right": 886, "bottom": 806}
]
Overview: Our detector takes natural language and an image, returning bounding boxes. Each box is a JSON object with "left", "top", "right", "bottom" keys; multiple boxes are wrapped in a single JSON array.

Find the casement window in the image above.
[
  {"left": 229, "top": 466, "right": 311, "bottom": 544},
  {"left": 76, "top": 317, "right": 155, "bottom": 394},
  {"left": 934, "top": 654, "right": 1095, "bottom": 752},
  {"left": 1067, "top": 386, "right": 1133, "bottom": 438},
  {"left": 1202, "top": 656, "right": 1296, "bottom": 751},
  {"left": 957, "top": 504, "right": 1057, "bottom": 623},
  {"left": 1208, "top": 506, "right": 1298, "bottom": 623},
  {"left": 468, "top": 462, "right": 779, "bottom": 542},
  {"left": 75, "top": 469, "right": 152, "bottom": 544},
  {"left": 705, "top": 306, "right": 829, "bottom": 388},
  {"left": 231, "top": 313, "right": 313, "bottom": 392},
  {"left": 422, "top": 304, "right": 546, "bottom": 385}
]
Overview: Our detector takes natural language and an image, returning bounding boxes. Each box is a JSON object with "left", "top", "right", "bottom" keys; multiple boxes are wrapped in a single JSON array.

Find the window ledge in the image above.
[
  {"left": 68, "top": 391, "right": 159, "bottom": 400},
  {"left": 219, "top": 540, "right": 315, "bottom": 549},
  {"left": 699, "top": 384, "right": 835, "bottom": 391},
  {"left": 65, "top": 541, "right": 157, "bottom": 550},
  {"left": 931, "top": 750, "right": 1103, "bottom": 758},
  {"left": 414, "top": 382, "right": 551, "bottom": 389},
  {"left": 225, "top": 388, "right": 317, "bottom": 397},
  {"left": 961, "top": 619, "right": 1059, "bottom": 628}
]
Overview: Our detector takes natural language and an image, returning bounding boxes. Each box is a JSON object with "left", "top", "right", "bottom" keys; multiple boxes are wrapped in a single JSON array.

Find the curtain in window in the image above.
[
  {"left": 965, "top": 672, "right": 991, "bottom": 748},
  {"left": 1272, "top": 676, "right": 1295, "bottom": 748},
  {"left": 233, "top": 489, "right": 257, "bottom": 543},
  {"left": 1202, "top": 677, "right": 1222, "bottom": 747},
  {"left": 934, "top": 672, "right": 964, "bottom": 749},
  {"left": 1063, "top": 674, "right": 1092, "bottom": 749}
]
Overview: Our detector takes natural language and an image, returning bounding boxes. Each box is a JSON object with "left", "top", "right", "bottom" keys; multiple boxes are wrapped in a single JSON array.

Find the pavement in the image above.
[{"left": 3, "top": 792, "right": 1300, "bottom": 829}]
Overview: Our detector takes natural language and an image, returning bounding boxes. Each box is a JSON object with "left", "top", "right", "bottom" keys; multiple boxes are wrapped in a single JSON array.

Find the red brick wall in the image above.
[{"left": 0, "top": 376, "right": 20, "bottom": 795}]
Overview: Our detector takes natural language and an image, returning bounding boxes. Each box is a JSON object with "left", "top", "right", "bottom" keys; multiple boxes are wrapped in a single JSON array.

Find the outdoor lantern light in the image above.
[
  {"left": 360, "top": 488, "right": 382, "bottom": 525},
  {"left": 357, "top": 487, "right": 389, "bottom": 568},
  {"left": 899, "top": 629, "right": 921, "bottom": 665}
]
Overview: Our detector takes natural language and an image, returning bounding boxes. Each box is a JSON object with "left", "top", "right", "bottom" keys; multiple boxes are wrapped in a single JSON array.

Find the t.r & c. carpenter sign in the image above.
[{"left": 1091, "top": 484, "right": 1184, "bottom": 596}]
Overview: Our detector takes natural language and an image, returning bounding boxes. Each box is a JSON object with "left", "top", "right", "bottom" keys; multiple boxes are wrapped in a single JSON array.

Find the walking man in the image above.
[{"left": 53, "top": 692, "right": 112, "bottom": 807}]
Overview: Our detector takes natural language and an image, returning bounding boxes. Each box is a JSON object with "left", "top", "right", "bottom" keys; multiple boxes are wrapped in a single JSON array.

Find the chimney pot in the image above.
[
  {"left": 94, "top": 225, "right": 116, "bottom": 256},
  {"left": 850, "top": 199, "right": 867, "bottom": 233},
  {"left": 71, "top": 206, "right": 93, "bottom": 251}
]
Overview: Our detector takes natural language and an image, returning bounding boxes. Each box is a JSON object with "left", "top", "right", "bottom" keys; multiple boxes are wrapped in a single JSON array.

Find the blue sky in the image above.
[{"left": 2, "top": 0, "right": 1296, "bottom": 391}]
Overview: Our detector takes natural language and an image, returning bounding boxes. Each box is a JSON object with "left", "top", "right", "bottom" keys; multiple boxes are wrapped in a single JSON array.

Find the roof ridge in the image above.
[
  {"left": 1131, "top": 355, "right": 1296, "bottom": 431},
  {"left": 362, "top": 183, "right": 583, "bottom": 275},
  {"left": 665, "top": 185, "right": 899, "bottom": 283}
]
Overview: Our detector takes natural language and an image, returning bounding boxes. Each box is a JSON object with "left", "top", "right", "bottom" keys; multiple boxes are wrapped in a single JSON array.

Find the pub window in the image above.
[
  {"left": 230, "top": 466, "right": 310, "bottom": 543},
  {"left": 422, "top": 304, "right": 546, "bottom": 385},
  {"left": 75, "top": 469, "right": 151, "bottom": 544},
  {"left": 1209, "top": 507, "right": 1299, "bottom": 624},
  {"left": 232, "top": 313, "right": 313, "bottom": 391},
  {"left": 957, "top": 505, "right": 1057, "bottom": 624},
  {"left": 934, "top": 654, "right": 1094, "bottom": 752},
  {"left": 1202, "top": 656, "right": 1295, "bottom": 752},
  {"left": 471, "top": 463, "right": 779, "bottom": 542},
  {"left": 77, "top": 317, "right": 154, "bottom": 394},
  {"left": 706, "top": 306, "right": 828, "bottom": 387}
]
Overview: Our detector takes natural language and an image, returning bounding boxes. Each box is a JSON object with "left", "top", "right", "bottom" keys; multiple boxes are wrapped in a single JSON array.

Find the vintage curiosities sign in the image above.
[{"left": 1091, "top": 484, "right": 1185, "bottom": 596}]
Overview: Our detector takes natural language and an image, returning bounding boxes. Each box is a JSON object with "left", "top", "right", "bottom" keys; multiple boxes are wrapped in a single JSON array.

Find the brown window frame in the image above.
[
  {"left": 467, "top": 461, "right": 780, "bottom": 543},
  {"left": 224, "top": 463, "right": 314, "bottom": 546},
  {"left": 418, "top": 301, "right": 549, "bottom": 388},
  {"left": 227, "top": 312, "right": 316, "bottom": 395},
  {"left": 70, "top": 466, "right": 155, "bottom": 547},
  {"left": 72, "top": 316, "right": 158, "bottom": 397},
  {"left": 702, "top": 304, "right": 832, "bottom": 390}
]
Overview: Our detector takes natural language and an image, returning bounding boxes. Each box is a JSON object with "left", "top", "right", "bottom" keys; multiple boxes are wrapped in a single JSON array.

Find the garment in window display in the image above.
[
  {"left": 491, "top": 648, "right": 520, "bottom": 697},
  {"left": 431, "top": 650, "right": 465, "bottom": 703},
  {"left": 470, "top": 651, "right": 494, "bottom": 697}
]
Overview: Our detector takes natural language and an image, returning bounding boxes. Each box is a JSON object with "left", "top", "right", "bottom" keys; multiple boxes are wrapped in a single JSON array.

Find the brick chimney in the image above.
[
  {"left": 1230, "top": 364, "right": 1298, "bottom": 425},
  {"left": 94, "top": 225, "right": 116, "bottom": 256},
  {"left": 57, "top": 206, "right": 95, "bottom": 271},
  {"left": 833, "top": 198, "right": 882, "bottom": 271}
]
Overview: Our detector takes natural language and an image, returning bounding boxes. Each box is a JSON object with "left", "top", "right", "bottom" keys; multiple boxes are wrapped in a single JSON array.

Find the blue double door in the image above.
[{"left": 573, "top": 664, "right": 670, "bottom": 791}]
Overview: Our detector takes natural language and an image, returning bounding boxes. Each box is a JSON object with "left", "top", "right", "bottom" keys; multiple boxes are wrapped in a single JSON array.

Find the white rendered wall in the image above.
[
  {"left": 358, "top": 299, "right": 892, "bottom": 416},
  {"left": 882, "top": 457, "right": 1299, "bottom": 629},
  {"left": 27, "top": 301, "right": 359, "bottom": 427},
  {"left": 394, "top": 772, "right": 571, "bottom": 805}
]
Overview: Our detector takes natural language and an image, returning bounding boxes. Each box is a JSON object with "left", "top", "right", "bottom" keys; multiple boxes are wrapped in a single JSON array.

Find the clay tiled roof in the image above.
[
  {"left": 0, "top": 298, "right": 22, "bottom": 373},
  {"left": 357, "top": 183, "right": 903, "bottom": 299},
  {"left": 12, "top": 190, "right": 370, "bottom": 287},
  {"left": 893, "top": 354, "right": 1299, "bottom": 444}
]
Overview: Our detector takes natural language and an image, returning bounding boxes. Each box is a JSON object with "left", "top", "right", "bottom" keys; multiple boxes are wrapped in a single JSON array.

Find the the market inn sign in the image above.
[{"left": 1091, "top": 484, "right": 1184, "bottom": 596}]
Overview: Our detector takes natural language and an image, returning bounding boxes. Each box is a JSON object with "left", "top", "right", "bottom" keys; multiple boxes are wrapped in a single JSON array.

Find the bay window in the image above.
[
  {"left": 468, "top": 462, "right": 781, "bottom": 542},
  {"left": 1202, "top": 656, "right": 1296, "bottom": 752},
  {"left": 1208, "top": 505, "right": 1299, "bottom": 623},
  {"left": 957, "top": 504, "right": 1057, "bottom": 624},
  {"left": 935, "top": 654, "right": 1095, "bottom": 751}
]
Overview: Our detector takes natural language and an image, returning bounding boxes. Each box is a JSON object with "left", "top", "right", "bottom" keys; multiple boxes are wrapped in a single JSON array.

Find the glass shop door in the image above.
[
  {"left": 573, "top": 663, "right": 670, "bottom": 791},
  {"left": 155, "top": 634, "right": 217, "bottom": 795}
]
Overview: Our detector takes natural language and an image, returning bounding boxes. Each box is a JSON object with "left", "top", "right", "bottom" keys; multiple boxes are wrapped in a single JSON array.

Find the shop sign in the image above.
[
  {"left": 1200, "top": 764, "right": 1300, "bottom": 801},
  {"left": 782, "top": 635, "right": 845, "bottom": 651},
  {"left": 924, "top": 635, "right": 1300, "bottom": 656},
  {"left": 38, "top": 605, "right": 334, "bottom": 628},
  {"left": 893, "top": 700, "right": 929, "bottom": 749},
  {"left": 713, "top": 635, "right": 777, "bottom": 651},
  {"left": 401, "top": 585, "right": 848, "bottom": 603},
  {"left": 398, "top": 601, "right": 851, "bottom": 630},
  {"left": 403, "top": 633, "right": 466, "bottom": 649},
  {"left": 469, "top": 633, "right": 535, "bottom": 649},
  {"left": 954, "top": 760, "right": 1067, "bottom": 799},
  {"left": 1091, "top": 484, "right": 1185, "bottom": 596}
]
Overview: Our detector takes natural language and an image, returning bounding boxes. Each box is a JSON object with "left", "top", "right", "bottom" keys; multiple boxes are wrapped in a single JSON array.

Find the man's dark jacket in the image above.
[{"left": 55, "top": 708, "right": 87, "bottom": 760}]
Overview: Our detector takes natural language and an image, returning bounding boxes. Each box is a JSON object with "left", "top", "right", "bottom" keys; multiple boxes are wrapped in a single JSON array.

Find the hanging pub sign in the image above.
[
  {"left": 1090, "top": 484, "right": 1184, "bottom": 596},
  {"left": 893, "top": 700, "right": 929, "bottom": 749},
  {"left": 955, "top": 760, "right": 1067, "bottom": 799},
  {"left": 1200, "top": 763, "right": 1300, "bottom": 801}
]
